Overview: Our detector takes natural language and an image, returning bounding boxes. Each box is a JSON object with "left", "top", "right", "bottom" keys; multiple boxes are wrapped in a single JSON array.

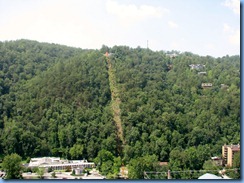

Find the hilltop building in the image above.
[
  {"left": 104, "top": 52, "right": 113, "bottom": 57},
  {"left": 166, "top": 53, "right": 178, "bottom": 58},
  {"left": 222, "top": 144, "right": 240, "bottom": 167},
  {"left": 189, "top": 64, "right": 205, "bottom": 70}
]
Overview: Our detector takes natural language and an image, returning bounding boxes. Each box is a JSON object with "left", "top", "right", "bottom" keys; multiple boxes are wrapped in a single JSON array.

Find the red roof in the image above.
[{"left": 231, "top": 147, "right": 240, "bottom": 151}]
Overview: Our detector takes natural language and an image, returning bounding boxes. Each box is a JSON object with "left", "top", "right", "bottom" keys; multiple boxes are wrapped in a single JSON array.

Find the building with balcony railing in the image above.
[{"left": 222, "top": 144, "right": 240, "bottom": 167}]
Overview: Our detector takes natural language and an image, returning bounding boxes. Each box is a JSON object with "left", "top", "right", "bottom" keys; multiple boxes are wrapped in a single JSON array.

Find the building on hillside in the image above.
[
  {"left": 159, "top": 162, "right": 168, "bottom": 166},
  {"left": 201, "top": 83, "right": 212, "bottom": 89},
  {"left": 198, "top": 72, "right": 207, "bottom": 75},
  {"left": 189, "top": 64, "right": 205, "bottom": 70},
  {"left": 211, "top": 156, "right": 223, "bottom": 166},
  {"left": 166, "top": 53, "right": 177, "bottom": 58},
  {"left": 104, "top": 52, "right": 113, "bottom": 57},
  {"left": 167, "top": 64, "right": 173, "bottom": 70},
  {"left": 220, "top": 84, "right": 229, "bottom": 90},
  {"left": 222, "top": 144, "right": 240, "bottom": 167},
  {"left": 28, "top": 157, "right": 95, "bottom": 171}
]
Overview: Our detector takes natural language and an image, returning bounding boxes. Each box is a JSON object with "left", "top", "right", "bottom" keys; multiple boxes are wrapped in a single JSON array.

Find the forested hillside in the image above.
[
  {"left": 0, "top": 40, "right": 118, "bottom": 161},
  {"left": 0, "top": 40, "right": 240, "bottom": 179},
  {"left": 108, "top": 46, "right": 240, "bottom": 178}
]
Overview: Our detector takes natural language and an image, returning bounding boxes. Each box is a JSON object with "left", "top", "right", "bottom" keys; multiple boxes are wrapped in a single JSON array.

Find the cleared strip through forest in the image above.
[{"left": 105, "top": 55, "right": 125, "bottom": 148}]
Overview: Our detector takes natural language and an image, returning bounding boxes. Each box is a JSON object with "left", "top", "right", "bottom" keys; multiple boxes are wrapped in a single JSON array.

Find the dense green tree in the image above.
[
  {"left": 128, "top": 155, "right": 158, "bottom": 179},
  {"left": 232, "top": 151, "right": 240, "bottom": 168},
  {"left": 2, "top": 153, "right": 23, "bottom": 179},
  {"left": 69, "top": 144, "right": 84, "bottom": 160},
  {"left": 94, "top": 150, "right": 122, "bottom": 178},
  {"left": 202, "top": 160, "right": 220, "bottom": 174}
]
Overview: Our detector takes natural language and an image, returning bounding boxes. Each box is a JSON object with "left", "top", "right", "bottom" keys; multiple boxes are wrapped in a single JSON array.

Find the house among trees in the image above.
[
  {"left": 198, "top": 72, "right": 207, "bottom": 75},
  {"left": 221, "top": 84, "right": 229, "bottom": 90},
  {"left": 159, "top": 162, "right": 168, "bottom": 166},
  {"left": 201, "top": 83, "right": 212, "bottom": 89},
  {"left": 166, "top": 53, "right": 178, "bottom": 58},
  {"left": 104, "top": 52, "right": 113, "bottom": 57},
  {"left": 222, "top": 144, "right": 240, "bottom": 167},
  {"left": 211, "top": 156, "right": 223, "bottom": 166},
  {"left": 167, "top": 64, "right": 173, "bottom": 70},
  {"left": 189, "top": 64, "right": 205, "bottom": 70}
]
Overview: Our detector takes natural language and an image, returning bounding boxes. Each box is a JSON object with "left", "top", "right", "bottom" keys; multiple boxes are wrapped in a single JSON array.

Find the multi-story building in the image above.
[{"left": 222, "top": 144, "right": 240, "bottom": 167}]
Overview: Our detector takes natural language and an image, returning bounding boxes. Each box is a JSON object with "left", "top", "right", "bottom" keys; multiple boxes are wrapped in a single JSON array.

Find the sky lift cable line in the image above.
[{"left": 105, "top": 53, "right": 125, "bottom": 152}]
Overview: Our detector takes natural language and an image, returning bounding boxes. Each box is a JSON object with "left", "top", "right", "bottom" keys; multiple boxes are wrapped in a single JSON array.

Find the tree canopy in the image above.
[
  {"left": 0, "top": 40, "right": 240, "bottom": 179},
  {"left": 2, "top": 153, "right": 23, "bottom": 179}
]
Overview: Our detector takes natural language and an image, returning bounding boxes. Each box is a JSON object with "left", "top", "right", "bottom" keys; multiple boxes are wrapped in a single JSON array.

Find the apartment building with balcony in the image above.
[{"left": 222, "top": 144, "right": 240, "bottom": 167}]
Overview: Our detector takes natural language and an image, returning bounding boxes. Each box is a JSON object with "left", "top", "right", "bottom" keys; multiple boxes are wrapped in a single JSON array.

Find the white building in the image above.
[
  {"left": 201, "top": 83, "right": 213, "bottom": 88},
  {"left": 28, "top": 157, "right": 95, "bottom": 171},
  {"left": 189, "top": 64, "right": 205, "bottom": 70},
  {"left": 198, "top": 173, "right": 222, "bottom": 179}
]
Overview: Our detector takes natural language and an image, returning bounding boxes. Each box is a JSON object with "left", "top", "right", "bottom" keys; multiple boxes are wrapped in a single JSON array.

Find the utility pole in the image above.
[{"left": 147, "top": 40, "right": 149, "bottom": 49}]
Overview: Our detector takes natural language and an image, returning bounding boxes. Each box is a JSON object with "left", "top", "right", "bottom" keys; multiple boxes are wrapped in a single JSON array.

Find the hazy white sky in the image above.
[{"left": 0, "top": 0, "right": 240, "bottom": 57}]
